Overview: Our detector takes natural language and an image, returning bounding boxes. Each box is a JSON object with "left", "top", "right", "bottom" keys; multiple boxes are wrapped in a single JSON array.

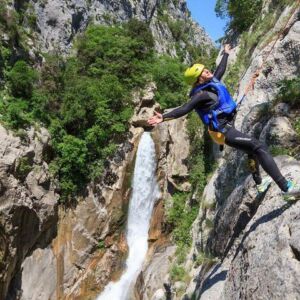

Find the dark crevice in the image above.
[{"left": 290, "top": 244, "right": 300, "bottom": 262}]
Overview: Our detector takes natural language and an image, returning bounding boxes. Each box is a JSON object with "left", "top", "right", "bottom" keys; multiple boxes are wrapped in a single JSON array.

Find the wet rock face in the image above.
[{"left": 0, "top": 125, "right": 59, "bottom": 300}]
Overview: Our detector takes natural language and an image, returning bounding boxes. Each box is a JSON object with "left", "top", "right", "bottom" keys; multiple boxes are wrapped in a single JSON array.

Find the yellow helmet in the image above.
[{"left": 184, "top": 64, "right": 205, "bottom": 85}]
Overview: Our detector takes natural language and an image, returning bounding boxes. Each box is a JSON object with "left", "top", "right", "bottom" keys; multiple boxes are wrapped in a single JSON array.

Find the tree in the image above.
[
  {"left": 215, "top": 0, "right": 263, "bottom": 33},
  {"left": 7, "top": 60, "right": 37, "bottom": 98}
]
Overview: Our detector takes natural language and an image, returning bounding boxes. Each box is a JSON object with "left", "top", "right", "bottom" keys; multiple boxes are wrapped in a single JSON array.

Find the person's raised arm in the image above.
[{"left": 214, "top": 44, "right": 231, "bottom": 80}]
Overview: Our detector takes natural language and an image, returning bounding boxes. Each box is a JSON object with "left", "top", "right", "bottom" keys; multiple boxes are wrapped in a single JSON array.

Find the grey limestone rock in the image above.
[
  {"left": 18, "top": 0, "right": 214, "bottom": 59},
  {"left": 0, "top": 125, "right": 59, "bottom": 300}
]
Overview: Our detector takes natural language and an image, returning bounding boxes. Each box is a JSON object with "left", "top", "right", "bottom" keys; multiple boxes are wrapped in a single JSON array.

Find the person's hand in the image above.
[
  {"left": 147, "top": 111, "right": 163, "bottom": 126},
  {"left": 224, "top": 44, "right": 231, "bottom": 54}
]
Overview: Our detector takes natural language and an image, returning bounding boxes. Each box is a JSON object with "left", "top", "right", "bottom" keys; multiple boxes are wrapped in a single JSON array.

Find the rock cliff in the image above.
[
  {"left": 8, "top": 0, "right": 213, "bottom": 59},
  {"left": 1, "top": 0, "right": 300, "bottom": 299},
  {"left": 183, "top": 3, "right": 300, "bottom": 300},
  {"left": 0, "top": 126, "right": 59, "bottom": 299},
  {"left": 0, "top": 0, "right": 212, "bottom": 298}
]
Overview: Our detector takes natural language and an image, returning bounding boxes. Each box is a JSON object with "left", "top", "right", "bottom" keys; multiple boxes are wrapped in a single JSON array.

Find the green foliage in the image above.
[
  {"left": 0, "top": 22, "right": 157, "bottom": 200},
  {"left": 16, "top": 156, "right": 33, "bottom": 180},
  {"left": 166, "top": 192, "right": 199, "bottom": 247},
  {"left": 157, "top": 8, "right": 216, "bottom": 63},
  {"left": 168, "top": 19, "right": 187, "bottom": 42},
  {"left": 294, "top": 119, "right": 300, "bottom": 137},
  {"left": 124, "top": 18, "right": 155, "bottom": 54},
  {"left": 76, "top": 24, "right": 153, "bottom": 87},
  {"left": 7, "top": 60, "right": 38, "bottom": 98},
  {"left": 274, "top": 77, "right": 300, "bottom": 108},
  {"left": 187, "top": 112, "right": 213, "bottom": 193},
  {"left": 170, "top": 264, "right": 188, "bottom": 282},
  {"left": 195, "top": 251, "right": 217, "bottom": 267},
  {"left": 165, "top": 113, "right": 216, "bottom": 267},
  {"left": 98, "top": 240, "right": 105, "bottom": 249},
  {"left": 269, "top": 146, "right": 291, "bottom": 156},
  {"left": 215, "top": 0, "right": 263, "bottom": 33},
  {"left": 0, "top": 97, "right": 32, "bottom": 129},
  {"left": 151, "top": 56, "right": 188, "bottom": 108},
  {"left": 53, "top": 135, "right": 89, "bottom": 198}
]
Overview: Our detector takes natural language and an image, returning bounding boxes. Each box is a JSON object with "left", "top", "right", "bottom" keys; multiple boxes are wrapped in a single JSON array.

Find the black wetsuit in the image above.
[{"left": 162, "top": 54, "right": 289, "bottom": 192}]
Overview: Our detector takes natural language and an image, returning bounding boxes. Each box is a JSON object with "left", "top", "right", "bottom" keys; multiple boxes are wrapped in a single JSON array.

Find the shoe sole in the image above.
[
  {"left": 257, "top": 178, "right": 272, "bottom": 194},
  {"left": 283, "top": 191, "right": 300, "bottom": 202}
]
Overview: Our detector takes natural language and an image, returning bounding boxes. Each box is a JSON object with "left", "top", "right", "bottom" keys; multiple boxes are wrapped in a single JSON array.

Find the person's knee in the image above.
[{"left": 253, "top": 141, "right": 268, "bottom": 155}]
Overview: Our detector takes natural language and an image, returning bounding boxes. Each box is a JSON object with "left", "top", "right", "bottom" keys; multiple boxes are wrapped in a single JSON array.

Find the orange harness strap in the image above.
[{"left": 208, "top": 129, "right": 225, "bottom": 145}]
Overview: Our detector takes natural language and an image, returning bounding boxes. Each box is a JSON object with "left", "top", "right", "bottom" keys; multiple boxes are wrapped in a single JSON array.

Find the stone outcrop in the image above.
[
  {"left": 0, "top": 125, "right": 59, "bottom": 300},
  {"left": 189, "top": 156, "right": 300, "bottom": 300}
]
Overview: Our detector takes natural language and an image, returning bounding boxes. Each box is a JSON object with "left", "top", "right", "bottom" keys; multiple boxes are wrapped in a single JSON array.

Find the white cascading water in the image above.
[{"left": 97, "top": 132, "right": 160, "bottom": 300}]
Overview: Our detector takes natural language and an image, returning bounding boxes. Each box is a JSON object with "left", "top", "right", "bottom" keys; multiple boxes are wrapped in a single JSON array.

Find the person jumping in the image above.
[{"left": 147, "top": 44, "right": 300, "bottom": 200}]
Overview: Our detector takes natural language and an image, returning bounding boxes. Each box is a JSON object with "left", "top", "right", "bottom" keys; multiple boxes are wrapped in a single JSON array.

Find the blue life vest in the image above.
[{"left": 190, "top": 77, "right": 237, "bottom": 132}]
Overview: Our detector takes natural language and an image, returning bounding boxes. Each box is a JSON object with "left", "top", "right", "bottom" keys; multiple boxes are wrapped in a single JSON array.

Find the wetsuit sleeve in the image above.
[
  {"left": 162, "top": 92, "right": 217, "bottom": 121},
  {"left": 162, "top": 100, "right": 195, "bottom": 121},
  {"left": 214, "top": 53, "right": 229, "bottom": 80}
]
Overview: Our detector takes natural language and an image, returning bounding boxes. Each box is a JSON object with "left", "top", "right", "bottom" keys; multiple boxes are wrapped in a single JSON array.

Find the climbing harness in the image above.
[{"left": 208, "top": 128, "right": 226, "bottom": 145}]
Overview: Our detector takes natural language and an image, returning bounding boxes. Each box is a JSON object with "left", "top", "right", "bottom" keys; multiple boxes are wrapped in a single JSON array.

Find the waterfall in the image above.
[{"left": 97, "top": 132, "right": 160, "bottom": 300}]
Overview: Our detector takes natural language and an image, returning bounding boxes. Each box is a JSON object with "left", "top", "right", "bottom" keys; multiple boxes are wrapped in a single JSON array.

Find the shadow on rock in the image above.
[{"left": 232, "top": 201, "right": 294, "bottom": 261}]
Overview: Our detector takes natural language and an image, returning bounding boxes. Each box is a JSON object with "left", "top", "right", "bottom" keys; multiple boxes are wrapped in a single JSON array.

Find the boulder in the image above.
[{"left": 259, "top": 116, "right": 298, "bottom": 147}]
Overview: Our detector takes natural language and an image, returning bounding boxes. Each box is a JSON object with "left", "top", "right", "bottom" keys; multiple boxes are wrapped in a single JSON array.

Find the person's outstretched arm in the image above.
[
  {"left": 147, "top": 91, "right": 217, "bottom": 126},
  {"left": 147, "top": 100, "right": 196, "bottom": 126},
  {"left": 214, "top": 44, "right": 231, "bottom": 80}
]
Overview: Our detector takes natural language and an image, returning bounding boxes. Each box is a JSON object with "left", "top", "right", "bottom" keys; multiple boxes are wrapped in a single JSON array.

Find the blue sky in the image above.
[{"left": 186, "top": 0, "right": 228, "bottom": 44}]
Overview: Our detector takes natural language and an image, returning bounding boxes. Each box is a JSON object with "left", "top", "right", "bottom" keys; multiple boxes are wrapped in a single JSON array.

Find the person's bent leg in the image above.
[{"left": 224, "top": 126, "right": 289, "bottom": 192}]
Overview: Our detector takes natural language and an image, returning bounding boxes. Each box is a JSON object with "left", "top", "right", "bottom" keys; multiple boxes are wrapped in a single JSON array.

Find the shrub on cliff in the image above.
[
  {"left": 274, "top": 77, "right": 300, "bottom": 108},
  {"left": 152, "top": 56, "right": 188, "bottom": 109},
  {"left": 7, "top": 60, "right": 37, "bottom": 98}
]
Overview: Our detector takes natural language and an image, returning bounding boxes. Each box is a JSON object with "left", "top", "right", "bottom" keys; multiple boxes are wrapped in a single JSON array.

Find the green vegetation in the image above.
[
  {"left": 157, "top": 8, "right": 217, "bottom": 64},
  {"left": 294, "top": 119, "right": 300, "bottom": 137},
  {"left": 215, "top": 0, "right": 263, "bottom": 33},
  {"left": 170, "top": 263, "right": 189, "bottom": 282},
  {"left": 16, "top": 156, "right": 33, "bottom": 180},
  {"left": 187, "top": 112, "right": 215, "bottom": 193},
  {"left": 152, "top": 56, "right": 188, "bottom": 109},
  {"left": 271, "top": 77, "right": 300, "bottom": 156},
  {"left": 269, "top": 146, "right": 292, "bottom": 157},
  {"left": 215, "top": 0, "right": 295, "bottom": 34},
  {"left": 195, "top": 251, "right": 217, "bottom": 268},
  {"left": 273, "top": 77, "right": 300, "bottom": 108},
  {"left": 7, "top": 60, "right": 38, "bottom": 98},
  {"left": 0, "top": 21, "right": 155, "bottom": 200},
  {"left": 97, "top": 240, "right": 105, "bottom": 250},
  {"left": 166, "top": 112, "right": 216, "bottom": 275},
  {"left": 166, "top": 192, "right": 199, "bottom": 249},
  {"left": 0, "top": 17, "right": 191, "bottom": 201}
]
